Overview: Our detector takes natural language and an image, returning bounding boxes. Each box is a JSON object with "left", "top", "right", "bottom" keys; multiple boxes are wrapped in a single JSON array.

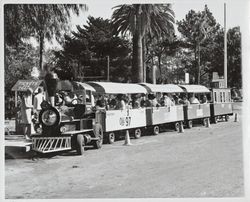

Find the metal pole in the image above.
[
  {"left": 107, "top": 56, "right": 110, "bottom": 82},
  {"left": 198, "top": 43, "right": 201, "bottom": 84},
  {"left": 224, "top": 3, "right": 227, "bottom": 88},
  {"left": 152, "top": 65, "right": 156, "bottom": 84},
  {"left": 15, "top": 91, "right": 17, "bottom": 107},
  {"left": 143, "top": 37, "right": 146, "bottom": 82}
]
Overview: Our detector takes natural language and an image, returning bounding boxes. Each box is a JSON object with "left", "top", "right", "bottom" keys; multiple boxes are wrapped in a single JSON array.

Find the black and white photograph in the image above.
[{"left": 2, "top": 0, "right": 249, "bottom": 201}]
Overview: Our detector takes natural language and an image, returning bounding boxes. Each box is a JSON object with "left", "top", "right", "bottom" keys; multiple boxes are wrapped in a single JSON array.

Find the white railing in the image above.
[{"left": 32, "top": 136, "right": 71, "bottom": 153}]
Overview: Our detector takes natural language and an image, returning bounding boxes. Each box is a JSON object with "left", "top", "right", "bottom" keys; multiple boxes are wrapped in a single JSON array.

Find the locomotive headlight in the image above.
[
  {"left": 41, "top": 110, "right": 58, "bottom": 126},
  {"left": 60, "top": 126, "right": 67, "bottom": 133},
  {"left": 37, "top": 127, "right": 43, "bottom": 134}
]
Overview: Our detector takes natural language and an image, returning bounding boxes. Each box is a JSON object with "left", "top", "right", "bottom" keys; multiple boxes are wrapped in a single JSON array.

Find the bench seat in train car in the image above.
[
  {"left": 179, "top": 85, "right": 211, "bottom": 127},
  {"left": 183, "top": 103, "right": 211, "bottom": 122},
  {"left": 140, "top": 83, "right": 185, "bottom": 133},
  {"left": 146, "top": 105, "right": 184, "bottom": 132},
  {"left": 211, "top": 103, "right": 233, "bottom": 116},
  {"left": 96, "top": 108, "right": 147, "bottom": 136},
  {"left": 87, "top": 82, "right": 148, "bottom": 143}
]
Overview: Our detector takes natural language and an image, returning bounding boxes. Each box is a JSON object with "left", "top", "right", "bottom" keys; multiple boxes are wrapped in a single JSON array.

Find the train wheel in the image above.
[
  {"left": 203, "top": 118, "right": 207, "bottom": 126},
  {"left": 134, "top": 128, "right": 141, "bottom": 139},
  {"left": 187, "top": 120, "right": 193, "bottom": 129},
  {"left": 174, "top": 122, "right": 180, "bottom": 131},
  {"left": 76, "top": 134, "right": 84, "bottom": 155},
  {"left": 93, "top": 124, "right": 103, "bottom": 149},
  {"left": 153, "top": 126, "right": 160, "bottom": 135},
  {"left": 107, "top": 132, "right": 115, "bottom": 144},
  {"left": 225, "top": 115, "right": 229, "bottom": 122},
  {"left": 213, "top": 116, "right": 218, "bottom": 124}
]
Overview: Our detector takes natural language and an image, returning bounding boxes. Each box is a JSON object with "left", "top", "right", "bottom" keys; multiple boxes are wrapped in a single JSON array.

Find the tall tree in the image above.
[
  {"left": 177, "top": 5, "right": 220, "bottom": 84},
  {"left": 5, "top": 44, "right": 39, "bottom": 95},
  {"left": 4, "top": 4, "right": 87, "bottom": 71},
  {"left": 227, "top": 27, "right": 241, "bottom": 88},
  {"left": 53, "top": 17, "right": 131, "bottom": 81},
  {"left": 112, "top": 4, "right": 175, "bottom": 82},
  {"left": 145, "top": 36, "right": 183, "bottom": 83},
  {"left": 4, "top": 5, "right": 31, "bottom": 47}
]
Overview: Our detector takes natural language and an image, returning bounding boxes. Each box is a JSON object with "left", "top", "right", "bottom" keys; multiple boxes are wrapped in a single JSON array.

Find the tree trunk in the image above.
[
  {"left": 142, "top": 36, "right": 146, "bottom": 83},
  {"left": 132, "top": 33, "right": 143, "bottom": 83},
  {"left": 194, "top": 44, "right": 198, "bottom": 84},
  {"left": 132, "top": 6, "right": 143, "bottom": 83},
  {"left": 197, "top": 42, "right": 201, "bottom": 84},
  {"left": 158, "top": 55, "right": 162, "bottom": 84},
  {"left": 39, "top": 32, "right": 44, "bottom": 71}
]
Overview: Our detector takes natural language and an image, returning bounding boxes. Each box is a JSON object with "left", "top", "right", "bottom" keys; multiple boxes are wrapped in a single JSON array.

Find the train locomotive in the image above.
[
  {"left": 30, "top": 80, "right": 234, "bottom": 155},
  {"left": 32, "top": 80, "right": 103, "bottom": 155}
]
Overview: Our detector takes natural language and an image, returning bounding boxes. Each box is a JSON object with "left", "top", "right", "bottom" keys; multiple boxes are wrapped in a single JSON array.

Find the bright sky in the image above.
[
  {"left": 45, "top": 0, "right": 248, "bottom": 50},
  {"left": 70, "top": 1, "right": 244, "bottom": 28}
]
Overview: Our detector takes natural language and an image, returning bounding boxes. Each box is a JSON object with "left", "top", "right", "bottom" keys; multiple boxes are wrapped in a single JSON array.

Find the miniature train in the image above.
[{"left": 31, "top": 81, "right": 233, "bottom": 155}]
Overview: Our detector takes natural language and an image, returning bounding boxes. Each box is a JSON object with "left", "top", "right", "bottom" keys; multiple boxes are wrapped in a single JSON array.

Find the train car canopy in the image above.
[
  {"left": 75, "top": 82, "right": 96, "bottom": 92},
  {"left": 140, "top": 83, "right": 183, "bottom": 93},
  {"left": 57, "top": 80, "right": 95, "bottom": 92},
  {"left": 179, "top": 85, "right": 210, "bottom": 93},
  {"left": 87, "top": 82, "right": 147, "bottom": 94}
]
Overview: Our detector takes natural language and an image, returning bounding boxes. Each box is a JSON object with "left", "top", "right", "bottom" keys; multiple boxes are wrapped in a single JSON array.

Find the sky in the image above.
[
  {"left": 43, "top": 0, "right": 248, "bottom": 50},
  {"left": 70, "top": 1, "right": 245, "bottom": 29}
]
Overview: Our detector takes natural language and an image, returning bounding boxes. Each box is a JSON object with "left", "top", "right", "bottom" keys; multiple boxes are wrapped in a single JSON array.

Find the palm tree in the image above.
[
  {"left": 112, "top": 4, "right": 175, "bottom": 82},
  {"left": 28, "top": 4, "right": 88, "bottom": 71},
  {"left": 5, "top": 4, "right": 87, "bottom": 71}
]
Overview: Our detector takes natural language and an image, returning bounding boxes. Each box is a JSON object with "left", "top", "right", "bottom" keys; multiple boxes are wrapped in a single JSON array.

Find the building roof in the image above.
[{"left": 12, "top": 80, "right": 44, "bottom": 92}]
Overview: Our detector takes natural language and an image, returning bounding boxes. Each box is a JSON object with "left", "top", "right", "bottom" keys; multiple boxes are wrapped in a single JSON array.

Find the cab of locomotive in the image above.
[{"left": 35, "top": 82, "right": 95, "bottom": 136}]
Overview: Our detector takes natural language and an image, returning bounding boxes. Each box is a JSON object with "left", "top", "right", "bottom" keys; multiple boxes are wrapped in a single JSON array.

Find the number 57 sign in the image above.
[{"left": 105, "top": 109, "right": 146, "bottom": 131}]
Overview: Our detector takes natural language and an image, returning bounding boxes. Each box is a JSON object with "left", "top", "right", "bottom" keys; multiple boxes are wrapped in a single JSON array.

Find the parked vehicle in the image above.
[{"left": 231, "top": 88, "right": 243, "bottom": 102}]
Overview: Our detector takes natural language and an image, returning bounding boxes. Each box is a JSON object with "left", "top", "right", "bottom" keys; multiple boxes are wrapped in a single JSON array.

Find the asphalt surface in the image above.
[{"left": 5, "top": 103, "right": 244, "bottom": 199}]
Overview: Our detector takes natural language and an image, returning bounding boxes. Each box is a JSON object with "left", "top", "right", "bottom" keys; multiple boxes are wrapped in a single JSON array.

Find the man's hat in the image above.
[{"left": 26, "top": 88, "right": 33, "bottom": 94}]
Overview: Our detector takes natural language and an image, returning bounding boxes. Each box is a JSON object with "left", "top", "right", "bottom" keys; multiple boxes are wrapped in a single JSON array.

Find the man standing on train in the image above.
[{"left": 33, "top": 87, "right": 45, "bottom": 116}]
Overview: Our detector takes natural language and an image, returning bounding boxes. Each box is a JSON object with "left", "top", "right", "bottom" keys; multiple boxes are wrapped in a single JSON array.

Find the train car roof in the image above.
[
  {"left": 75, "top": 82, "right": 96, "bottom": 92},
  {"left": 179, "top": 85, "right": 210, "bottom": 93},
  {"left": 140, "top": 83, "right": 183, "bottom": 93},
  {"left": 57, "top": 80, "right": 96, "bottom": 92},
  {"left": 87, "top": 82, "right": 147, "bottom": 94}
]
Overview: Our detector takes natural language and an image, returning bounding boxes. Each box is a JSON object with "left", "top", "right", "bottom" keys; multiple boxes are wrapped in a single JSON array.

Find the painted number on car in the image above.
[{"left": 119, "top": 116, "right": 131, "bottom": 127}]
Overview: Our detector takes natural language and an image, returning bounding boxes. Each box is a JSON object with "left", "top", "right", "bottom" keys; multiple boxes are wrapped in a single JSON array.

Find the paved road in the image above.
[{"left": 5, "top": 104, "right": 244, "bottom": 199}]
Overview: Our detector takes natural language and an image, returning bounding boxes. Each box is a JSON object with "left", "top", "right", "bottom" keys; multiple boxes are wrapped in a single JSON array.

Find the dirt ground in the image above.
[{"left": 5, "top": 103, "right": 244, "bottom": 199}]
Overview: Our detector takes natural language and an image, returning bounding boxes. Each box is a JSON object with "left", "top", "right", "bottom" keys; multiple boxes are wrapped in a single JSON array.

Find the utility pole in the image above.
[
  {"left": 152, "top": 65, "right": 157, "bottom": 84},
  {"left": 197, "top": 42, "right": 201, "bottom": 84},
  {"left": 143, "top": 37, "right": 146, "bottom": 82},
  {"left": 224, "top": 3, "right": 227, "bottom": 88},
  {"left": 107, "top": 55, "right": 110, "bottom": 82}
]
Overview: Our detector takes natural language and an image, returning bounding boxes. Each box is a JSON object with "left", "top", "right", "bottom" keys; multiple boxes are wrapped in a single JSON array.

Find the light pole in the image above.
[
  {"left": 224, "top": 3, "right": 227, "bottom": 88},
  {"left": 107, "top": 56, "right": 110, "bottom": 82}
]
